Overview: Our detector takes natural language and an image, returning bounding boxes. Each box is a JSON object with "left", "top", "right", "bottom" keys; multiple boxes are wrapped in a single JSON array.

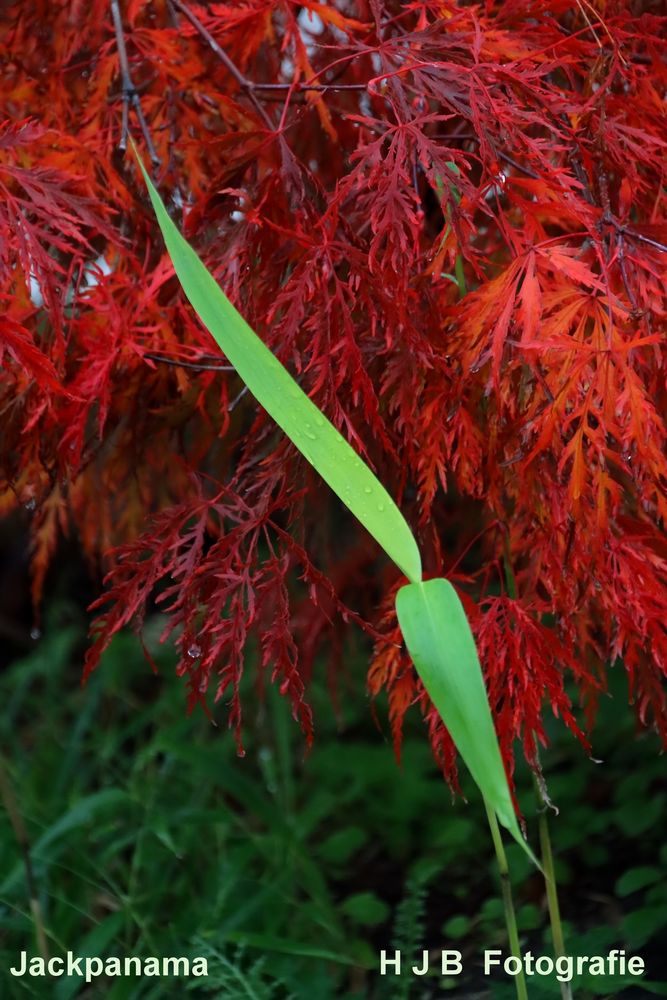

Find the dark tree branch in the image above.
[
  {"left": 144, "top": 352, "right": 235, "bottom": 373},
  {"left": 251, "top": 82, "right": 368, "bottom": 92},
  {"left": 169, "top": 0, "right": 366, "bottom": 105},
  {"left": 110, "top": 0, "right": 161, "bottom": 165},
  {"left": 228, "top": 385, "right": 250, "bottom": 412},
  {"left": 616, "top": 233, "right": 640, "bottom": 316},
  {"left": 144, "top": 352, "right": 249, "bottom": 411},
  {"left": 168, "top": 0, "right": 276, "bottom": 130}
]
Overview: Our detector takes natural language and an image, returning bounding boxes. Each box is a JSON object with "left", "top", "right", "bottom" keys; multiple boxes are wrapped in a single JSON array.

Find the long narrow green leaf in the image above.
[
  {"left": 134, "top": 146, "right": 535, "bottom": 862},
  {"left": 395, "top": 578, "right": 539, "bottom": 866},
  {"left": 132, "top": 147, "right": 421, "bottom": 585}
]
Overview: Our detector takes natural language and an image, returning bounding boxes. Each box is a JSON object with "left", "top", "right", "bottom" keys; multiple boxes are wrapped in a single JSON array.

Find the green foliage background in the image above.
[{"left": 1, "top": 599, "right": 666, "bottom": 999}]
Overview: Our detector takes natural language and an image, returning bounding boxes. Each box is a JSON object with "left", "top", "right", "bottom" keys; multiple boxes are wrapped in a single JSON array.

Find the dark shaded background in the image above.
[{"left": 1, "top": 517, "right": 666, "bottom": 999}]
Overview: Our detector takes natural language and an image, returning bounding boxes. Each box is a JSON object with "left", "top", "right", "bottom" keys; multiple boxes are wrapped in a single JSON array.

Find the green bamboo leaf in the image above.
[
  {"left": 395, "top": 578, "right": 539, "bottom": 865},
  {"left": 132, "top": 146, "right": 421, "bottom": 585}
]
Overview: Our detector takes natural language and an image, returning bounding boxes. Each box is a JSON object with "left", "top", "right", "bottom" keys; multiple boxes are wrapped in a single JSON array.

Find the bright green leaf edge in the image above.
[{"left": 132, "top": 144, "right": 537, "bottom": 866}]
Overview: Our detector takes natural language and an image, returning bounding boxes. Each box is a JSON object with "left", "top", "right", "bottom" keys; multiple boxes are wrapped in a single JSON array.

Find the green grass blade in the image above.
[
  {"left": 395, "top": 578, "right": 539, "bottom": 866},
  {"left": 132, "top": 146, "right": 421, "bottom": 585},
  {"left": 134, "top": 148, "right": 533, "bottom": 854}
]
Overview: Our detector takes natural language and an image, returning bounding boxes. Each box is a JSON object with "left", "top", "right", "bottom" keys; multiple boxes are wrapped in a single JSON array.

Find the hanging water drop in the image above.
[
  {"left": 30, "top": 627, "right": 41, "bottom": 641},
  {"left": 237, "top": 747, "right": 246, "bottom": 759},
  {"left": 187, "top": 643, "right": 201, "bottom": 658},
  {"left": 24, "top": 498, "right": 36, "bottom": 512}
]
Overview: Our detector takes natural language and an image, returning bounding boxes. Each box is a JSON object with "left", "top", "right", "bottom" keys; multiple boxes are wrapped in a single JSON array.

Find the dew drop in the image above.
[
  {"left": 305, "top": 430, "right": 317, "bottom": 440},
  {"left": 377, "top": 503, "right": 386, "bottom": 512},
  {"left": 237, "top": 747, "right": 246, "bottom": 759},
  {"left": 363, "top": 486, "right": 372, "bottom": 494},
  {"left": 313, "top": 415, "right": 325, "bottom": 428},
  {"left": 24, "top": 498, "right": 36, "bottom": 512},
  {"left": 187, "top": 643, "right": 202, "bottom": 658},
  {"left": 30, "top": 627, "right": 41, "bottom": 641}
]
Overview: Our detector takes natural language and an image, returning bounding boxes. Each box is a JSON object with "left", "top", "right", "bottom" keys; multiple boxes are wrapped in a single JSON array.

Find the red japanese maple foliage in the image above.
[{"left": 1, "top": 1, "right": 666, "bottom": 780}]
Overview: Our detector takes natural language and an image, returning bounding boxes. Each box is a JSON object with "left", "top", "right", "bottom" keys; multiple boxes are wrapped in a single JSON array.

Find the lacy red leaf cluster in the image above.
[{"left": 1, "top": 1, "right": 665, "bottom": 776}]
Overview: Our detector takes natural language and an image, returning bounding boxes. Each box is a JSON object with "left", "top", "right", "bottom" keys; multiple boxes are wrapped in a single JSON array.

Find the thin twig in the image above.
[
  {"left": 625, "top": 230, "right": 667, "bottom": 254},
  {"left": 144, "top": 352, "right": 235, "bottom": 373},
  {"left": 144, "top": 353, "right": 248, "bottom": 410},
  {"left": 604, "top": 213, "right": 667, "bottom": 254},
  {"left": 227, "top": 385, "right": 250, "bottom": 412},
  {"left": 577, "top": 0, "right": 627, "bottom": 65},
  {"left": 616, "top": 233, "right": 640, "bottom": 315},
  {"left": 251, "top": 82, "right": 368, "bottom": 92},
  {"left": 497, "top": 151, "right": 539, "bottom": 180},
  {"left": 110, "top": 0, "right": 161, "bottom": 165},
  {"left": 574, "top": 0, "right": 602, "bottom": 49},
  {"left": 169, "top": 0, "right": 275, "bottom": 130}
]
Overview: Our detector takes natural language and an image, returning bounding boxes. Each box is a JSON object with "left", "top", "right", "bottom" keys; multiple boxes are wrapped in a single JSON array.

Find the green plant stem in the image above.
[
  {"left": 454, "top": 252, "right": 467, "bottom": 297},
  {"left": 0, "top": 756, "right": 50, "bottom": 962},
  {"left": 485, "top": 798, "right": 529, "bottom": 1000},
  {"left": 535, "top": 781, "right": 572, "bottom": 1000}
]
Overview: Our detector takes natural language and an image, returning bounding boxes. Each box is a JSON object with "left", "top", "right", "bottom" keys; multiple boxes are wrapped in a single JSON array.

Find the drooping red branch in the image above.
[{"left": 1, "top": 0, "right": 666, "bottom": 778}]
